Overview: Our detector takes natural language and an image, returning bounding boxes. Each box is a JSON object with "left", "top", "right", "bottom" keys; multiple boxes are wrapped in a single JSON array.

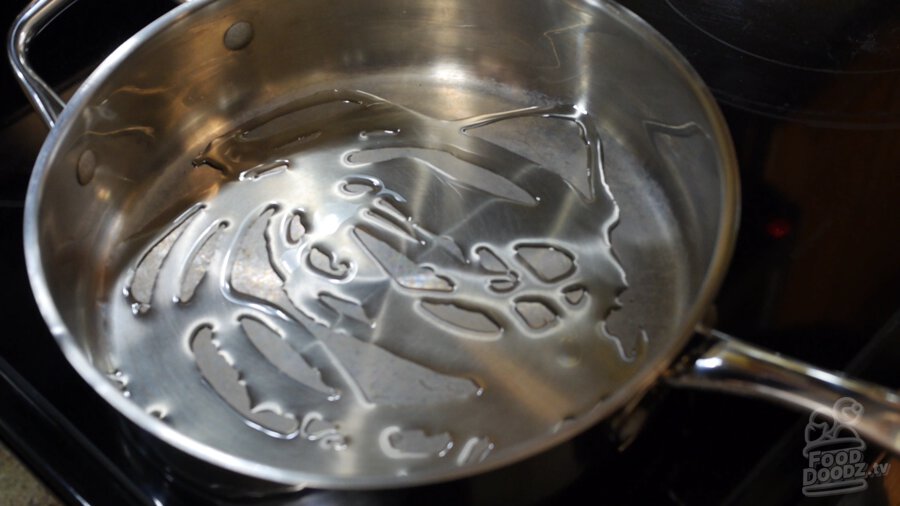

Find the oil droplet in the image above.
[
  {"left": 147, "top": 405, "right": 168, "bottom": 420},
  {"left": 359, "top": 129, "right": 400, "bottom": 140},
  {"left": 176, "top": 222, "right": 227, "bottom": 304},
  {"left": 456, "top": 436, "right": 494, "bottom": 465},
  {"left": 190, "top": 325, "right": 300, "bottom": 437},
  {"left": 421, "top": 301, "right": 502, "bottom": 339},
  {"left": 239, "top": 159, "right": 289, "bottom": 181},
  {"left": 285, "top": 211, "right": 307, "bottom": 244},
  {"left": 106, "top": 368, "right": 131, "bottom": 397},
  {"left": 308, "top": 246, "right": 351, "bottom": 279},
  {"left": 489, "top": 275, "right": 518, "bottom": 293},
  {"left": 379, "top": 426, "right": 453, "bottom": 459},
  {"left": 339, "top": 176, "right": 381, "bottom": 196},
  {"left": 126, "top": 204, "right": 203, "bottom": 314},
  {"left": 563, "top": 285, "right": 587, "bottom": 305}
]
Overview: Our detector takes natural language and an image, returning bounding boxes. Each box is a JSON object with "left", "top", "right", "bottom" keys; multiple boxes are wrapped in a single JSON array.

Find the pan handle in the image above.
[
  {"left": 667, "top": 330, "right": 900, "bottom": 454},
  {"left": 8, "top": 0, "right": 188, "bottom": 129},
  {"left": 7, "top": 0, "right": 77, "bottom": 129}
]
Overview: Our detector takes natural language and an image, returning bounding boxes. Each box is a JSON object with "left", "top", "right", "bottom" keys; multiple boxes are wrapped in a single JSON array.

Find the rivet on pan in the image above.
[
  {"left": 224, "top": 21, "right": 254, "bottom": 51},
  {"left": 77, "top": 149, "right": 97, "bottom": 185}
]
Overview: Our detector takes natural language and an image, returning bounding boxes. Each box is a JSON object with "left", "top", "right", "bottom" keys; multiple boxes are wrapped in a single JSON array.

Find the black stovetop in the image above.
[{"left": 1, "top": 1, "right": 899, "bottom": 505}]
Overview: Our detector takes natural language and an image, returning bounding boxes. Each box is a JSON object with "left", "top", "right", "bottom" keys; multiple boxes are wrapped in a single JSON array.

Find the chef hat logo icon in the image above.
[
  {"left": 802, "top": 397, "right": 868, "bottom": 497},
  {"left": 803, "top": 397, "right": 866, "bottom": 456}
]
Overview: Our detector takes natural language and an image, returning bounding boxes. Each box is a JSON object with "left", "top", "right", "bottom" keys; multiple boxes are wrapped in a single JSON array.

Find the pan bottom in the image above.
[{"left": 87, "top": 74, "right": 688, "bottom": 485}]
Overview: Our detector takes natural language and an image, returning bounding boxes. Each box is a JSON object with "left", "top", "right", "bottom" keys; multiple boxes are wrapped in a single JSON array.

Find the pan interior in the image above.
[
  {"left": 28, "top": 0, "right": 727, "bottom": 487},
  {"left": 91, "top": 75, "right": 683, "bottom": 481}
]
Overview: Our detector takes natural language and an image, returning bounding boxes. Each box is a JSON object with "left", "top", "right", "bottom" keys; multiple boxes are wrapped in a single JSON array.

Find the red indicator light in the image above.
[{"left": 765, "top": 218, "right": 792, "bottom": 239}]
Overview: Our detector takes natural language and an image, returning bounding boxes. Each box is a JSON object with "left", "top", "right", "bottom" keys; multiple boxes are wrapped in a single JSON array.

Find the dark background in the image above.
[{"left": 1, "top": 0, "right": 174, "bottom": 119}]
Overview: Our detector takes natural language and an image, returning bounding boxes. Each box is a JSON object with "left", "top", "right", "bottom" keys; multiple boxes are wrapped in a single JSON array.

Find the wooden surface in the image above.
[{"left": 0, "top": 441, "right": 61, "bottom": 506}]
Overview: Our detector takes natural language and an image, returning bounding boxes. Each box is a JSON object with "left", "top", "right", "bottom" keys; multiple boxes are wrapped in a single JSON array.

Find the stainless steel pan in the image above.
[{"left": 10, "top": 0, "right": 900, "bottom": 491}]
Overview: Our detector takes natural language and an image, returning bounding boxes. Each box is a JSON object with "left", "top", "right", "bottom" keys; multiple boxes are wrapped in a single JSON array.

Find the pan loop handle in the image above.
[
  {"left": 7, "top": 0, "right": 79, "bottom": 129},
  {"left": 9, "top": 0, "right": 190, "bottom": 128},
  {"left": 667, "top": 330, "right": 900, "bottom": 454}
]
